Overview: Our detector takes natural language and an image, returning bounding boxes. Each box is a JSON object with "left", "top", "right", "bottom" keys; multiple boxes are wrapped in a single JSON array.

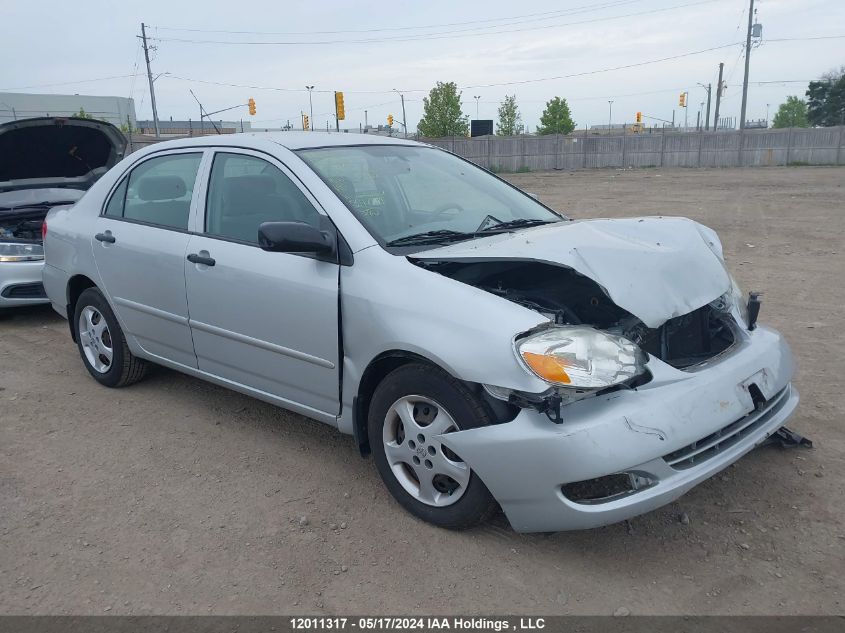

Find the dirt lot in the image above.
[{"left": 1, "top": 166, "right": 843, "bottom": 615}]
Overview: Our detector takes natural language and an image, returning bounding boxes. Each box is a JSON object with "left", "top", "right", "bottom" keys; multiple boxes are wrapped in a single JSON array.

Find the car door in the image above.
[
  {"left": 93, "top": 149, "right": 205, "bottom": 369},
  {"left": 184, "top": 149, "right": 340, "bottom": 418}
]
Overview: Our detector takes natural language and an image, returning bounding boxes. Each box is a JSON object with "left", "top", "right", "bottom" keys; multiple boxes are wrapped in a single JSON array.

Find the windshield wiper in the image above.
[
  {"left": 385, "top": 229, "right": 474, "bottom": 247},
  {"left": 478, "top": 217, "right": 558, "bottom": 233}
]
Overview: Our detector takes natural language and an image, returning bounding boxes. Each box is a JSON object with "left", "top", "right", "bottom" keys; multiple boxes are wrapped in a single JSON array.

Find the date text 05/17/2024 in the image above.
[{"left": 289, "top": 617, "right": 547, "bottom": 630}]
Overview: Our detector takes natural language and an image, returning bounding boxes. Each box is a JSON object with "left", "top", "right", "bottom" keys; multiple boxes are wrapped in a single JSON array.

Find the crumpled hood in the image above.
[{"left": 413, "top": 216, "right": 731, "bottom": 328}]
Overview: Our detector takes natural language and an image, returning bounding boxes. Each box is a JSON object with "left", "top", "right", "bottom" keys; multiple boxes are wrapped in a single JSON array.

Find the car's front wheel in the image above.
[
  {"left": 368, "top": 363, "right": 498, "bottom": 529},
  {"left": 73, "top": 287, "right": 148, "bottom": 388}
]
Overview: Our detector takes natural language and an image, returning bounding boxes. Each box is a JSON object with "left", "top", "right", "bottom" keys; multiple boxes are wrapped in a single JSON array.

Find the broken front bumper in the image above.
[{"left": 438, "top": 325, "right": 799, "bottom": 533}]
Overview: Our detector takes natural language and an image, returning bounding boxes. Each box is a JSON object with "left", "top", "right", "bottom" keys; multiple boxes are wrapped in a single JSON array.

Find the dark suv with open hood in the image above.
[{"left": 0, "top": 117, "right": 126, "bottom": 307}]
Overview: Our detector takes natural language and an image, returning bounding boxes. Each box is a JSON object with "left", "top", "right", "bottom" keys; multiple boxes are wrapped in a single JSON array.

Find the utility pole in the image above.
[
  {"left": 394, "top": 89, "right": 407, "bottom": 139},
  {"left": 140, "top": 23, "right": 160, "bottom": 139},
  {"left": 306, "top": 86, "right": 314, "bottom": 132},
  {"left": 713, "top": 62, "right": 724, "bottom": 130},
  {"left": 705, "top": 84, "right": 712, "bottom": 130},
  {"left": 739, "top": 0, "right": 755, "bottom": 130},
  {"left": 608, "top": 100, "right": 614, "bottom": 130}
]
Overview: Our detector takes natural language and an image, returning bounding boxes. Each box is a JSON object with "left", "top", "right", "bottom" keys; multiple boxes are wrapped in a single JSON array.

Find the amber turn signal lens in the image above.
[{"left": 521, "top": 351, "right": 571, "bottom": 384}]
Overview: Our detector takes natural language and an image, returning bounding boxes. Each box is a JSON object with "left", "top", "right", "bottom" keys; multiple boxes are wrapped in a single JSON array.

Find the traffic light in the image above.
[
  {"left": 248, "top": 97, "right": 256, "bottom": 116},
  {"left": 679, "top": 92, "right": 686, "bottom": 108},
  {"left": 335, "top": 91, "right": 345, "bottom": 120},
  {"left": 303, "top": 114, "right": 309, "bottom": 130},
  {"left": 636, "top": 111, "right": 642, "bottom": 123},
  {"left": 387, "top": 114, "right": 394, "bottom": 126}
]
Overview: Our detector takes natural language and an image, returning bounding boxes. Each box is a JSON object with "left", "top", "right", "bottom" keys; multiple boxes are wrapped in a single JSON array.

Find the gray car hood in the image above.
[{"left": 413, "top": 216, "right": 731, "bottom": 328}]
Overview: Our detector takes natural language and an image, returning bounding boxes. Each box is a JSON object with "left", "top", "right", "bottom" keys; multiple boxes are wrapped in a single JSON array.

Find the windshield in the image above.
[{"left": 296, "top": 145, "right": 563, "bottom": 247}]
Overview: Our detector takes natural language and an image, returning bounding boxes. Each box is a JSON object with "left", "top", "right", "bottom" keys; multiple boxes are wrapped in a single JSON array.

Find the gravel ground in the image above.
[{"left": 1, "top": 166, "right": 843, "bottom": 615}]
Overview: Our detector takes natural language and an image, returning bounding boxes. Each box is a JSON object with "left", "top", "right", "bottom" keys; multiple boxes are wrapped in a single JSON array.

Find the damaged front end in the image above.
[{"left": 415, "top": 258, "right": 744, "bottom": 421}]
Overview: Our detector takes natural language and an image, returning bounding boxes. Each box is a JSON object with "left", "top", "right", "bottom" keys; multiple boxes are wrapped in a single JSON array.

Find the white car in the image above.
[
  {"left": 0, "top": 117, "right": 125, "bottom": 307},
  {"left": 42, "top": 132, "right": 799, "bottom": 532}
]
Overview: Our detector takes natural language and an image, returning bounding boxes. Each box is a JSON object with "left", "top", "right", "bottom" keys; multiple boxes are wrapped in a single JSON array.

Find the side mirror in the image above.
[{"left": 258, "top": 221, "right": 335, "bottom": 255}]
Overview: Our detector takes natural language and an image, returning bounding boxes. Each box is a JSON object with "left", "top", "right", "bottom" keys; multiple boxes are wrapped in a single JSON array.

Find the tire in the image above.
[
  {"left": 368, "top": 362, "right": 498, "bottom": 529},
  {"left": 73, "top": 287, "right": 148, "bottom": 388}
]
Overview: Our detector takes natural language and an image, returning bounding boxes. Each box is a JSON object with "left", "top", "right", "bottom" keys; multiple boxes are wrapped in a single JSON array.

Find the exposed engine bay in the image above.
[
  {"left": 0, "top": 208, "right": 46, "bottom": 243},
  {"left": 417, "top": 259, "right": 737, "bottom": 370}
]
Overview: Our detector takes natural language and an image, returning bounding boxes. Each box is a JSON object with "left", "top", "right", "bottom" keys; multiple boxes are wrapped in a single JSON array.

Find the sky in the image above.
[{"left": 2, "top": 0, "right": 844, "bottom": 132}]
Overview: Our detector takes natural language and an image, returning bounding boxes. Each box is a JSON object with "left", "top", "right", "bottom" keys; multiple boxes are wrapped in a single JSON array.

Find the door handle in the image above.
[
  {"left": 187, "top": 253, "right": 216, "bottom": 267},
  {"left": 95, "top": 232, "right": 115, "bottom": 243}
]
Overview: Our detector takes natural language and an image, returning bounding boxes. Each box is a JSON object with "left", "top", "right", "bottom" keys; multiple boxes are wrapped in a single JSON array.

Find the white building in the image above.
[{"left": 0, "top": 92, "right": 137, "bottom": 127}]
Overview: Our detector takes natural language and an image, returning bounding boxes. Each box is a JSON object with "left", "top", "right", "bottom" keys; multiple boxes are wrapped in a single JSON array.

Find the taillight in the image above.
[{"left": 42, "top": 220, "right": 47, "bottom": 241}]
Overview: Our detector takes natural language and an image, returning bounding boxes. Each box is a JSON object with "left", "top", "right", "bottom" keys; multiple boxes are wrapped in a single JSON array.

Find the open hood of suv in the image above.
[
  {"left": 0, "top": 117, "right": 127, "bottom": 193},
  {"left": 412, "top": 216, "right": 731, "bottom": 328}
]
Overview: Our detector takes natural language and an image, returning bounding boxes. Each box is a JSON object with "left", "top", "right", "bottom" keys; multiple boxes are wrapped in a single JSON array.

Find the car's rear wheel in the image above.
[
  {"left": 368, "top": 363, "right": 498, "bottom": 529},
  {"left": 73, "top": 288, "right": 147, "bottom": 387}
]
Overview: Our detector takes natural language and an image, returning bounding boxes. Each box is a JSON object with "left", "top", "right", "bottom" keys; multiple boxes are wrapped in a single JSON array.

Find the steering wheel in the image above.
[{"left": 431, "top": 202, "right": 464, "bottom": 220}]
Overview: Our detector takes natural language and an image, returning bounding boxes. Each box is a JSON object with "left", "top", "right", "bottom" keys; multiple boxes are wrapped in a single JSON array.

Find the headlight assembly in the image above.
[
  {"left": 516, "top": 326, "right": 647, "bottom": 389},
  {"left": 0, "top": 241, "right": 44, "bottom": 263}
]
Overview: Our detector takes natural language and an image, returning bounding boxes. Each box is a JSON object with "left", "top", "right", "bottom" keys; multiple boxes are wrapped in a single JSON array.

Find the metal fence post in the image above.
[
  {"left": 555, "top": 134, "right": 562, "bottom": 170},
  {"left": 621, "top": 125, "right": 627, "bottom": 167},
  {"left": 738, "top": 130, "right": 744, "bottom": 167},
  {"left": 582, "top": 125, "right": 588, "bottom": 168},
  {"left": 837, "top": 125, "right": 844, "bottom": 166},
  {"left": 697, "top": 128, "right": 703, "bottom": 167},
  {"left": 659, "top": 127, "right": 665, "bottom": 167},
  {"left": 486, "top": 136, "right": 492, "bottom": 170},
  {"left": 521, "top": 134, "right": 526, "bottom": 171},
  {"left": 785, "top": 127, "right": 792, "bottom": 165}
]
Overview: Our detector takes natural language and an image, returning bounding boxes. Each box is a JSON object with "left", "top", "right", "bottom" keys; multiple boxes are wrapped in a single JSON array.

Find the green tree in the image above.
[
  {"left": 496, "top": 94, "right": 523, "bottom": 136},
  {"left": 72, "top": 107, "right": 94, "bottom": 119},
  {"left": 772, "top": 96, "right": 809, "bottom": 128},
  {"left": 536, "top": 97, "right": 575, "bottom": 135},
  {"left": 806, "top": 66, "right": 845, "bottom": 126},
  {"left": 417, "top": 81, "right": 469, "bottom": 137}
]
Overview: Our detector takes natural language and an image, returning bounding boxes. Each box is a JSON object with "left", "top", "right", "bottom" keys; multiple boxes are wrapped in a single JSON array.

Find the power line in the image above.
[
  {"left": 1, "top": 73, "right": 145, "bottom": 91},
  {"left": 151, "top": 0, "right": 643, "bottom": 37},
  {"left": 462, "top": 42, "right": 744, "bottom": 88},
  {"left": 164, "top": 74, "right": 416, "bottom": 95},
  {"left": 149, "top": 0, "right": 719, "bottom": 46}
]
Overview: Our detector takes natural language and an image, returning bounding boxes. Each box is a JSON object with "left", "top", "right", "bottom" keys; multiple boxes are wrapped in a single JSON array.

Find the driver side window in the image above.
[{"left": 205, "top": 152, "right": 321, "bottom": 244}]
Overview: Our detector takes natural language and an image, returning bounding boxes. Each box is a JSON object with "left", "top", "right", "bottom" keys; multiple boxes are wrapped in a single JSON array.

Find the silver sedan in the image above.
[{"left": 42, "top": 133, "right": 799, "bottom": 532}]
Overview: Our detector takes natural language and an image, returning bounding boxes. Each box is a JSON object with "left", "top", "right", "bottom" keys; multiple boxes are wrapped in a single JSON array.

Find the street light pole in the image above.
[
  {"left": 474, "top": 95, "right": 481, "bottom": 120},
  {"left": 608, "top": 100, "right": 614, "bottom": 131},
  {"left": 306, "top": 86, "right": 314, "bottom": 132},
  {"left": 698, "top": 82, "right": 712, "bottom": 131}
]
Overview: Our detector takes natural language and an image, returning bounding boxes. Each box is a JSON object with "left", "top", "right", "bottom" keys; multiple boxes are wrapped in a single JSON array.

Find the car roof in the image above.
[{"left": 141, "top": 131, "right": 424, "bottom": 152}]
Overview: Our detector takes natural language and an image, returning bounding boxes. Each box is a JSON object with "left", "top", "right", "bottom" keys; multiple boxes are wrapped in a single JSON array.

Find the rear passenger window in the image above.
[
  {"left": 117, "top": 153, "right": 202, "bottom": 230},
  {"left": 104, "top": 177, "right": 127, "bottom": 217},
  {"left": 204, "top": 152, "right": 321, "bottom": 244}
]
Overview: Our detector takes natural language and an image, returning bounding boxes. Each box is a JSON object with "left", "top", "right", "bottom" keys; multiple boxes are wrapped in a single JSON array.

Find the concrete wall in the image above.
[
  {"left": 0, "top": 92, "right": 137, "bottom": 127},
  {"left": 422, "top": 127, "right": 845, "bottom": 171}
]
